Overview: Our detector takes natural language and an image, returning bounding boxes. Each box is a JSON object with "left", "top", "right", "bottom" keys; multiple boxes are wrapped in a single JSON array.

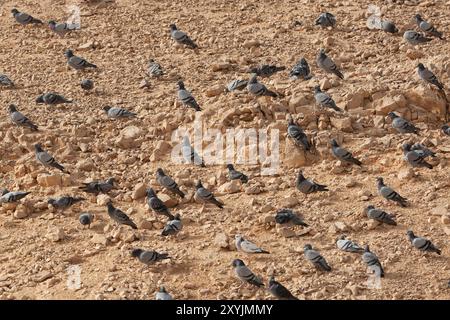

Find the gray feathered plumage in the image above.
[
  {"left": 388, "top": 112, "right": 420, "bottom": 134},
  {"left": 106, "top": 201, "right": 137, "bottom": 229},
  {"left": 403, "top": 30, "right": 432, "bottom": 45},
  {"left": 314, "top": 86, "right": 342, "bottom": 112},
  {"left": 407, "top": 230, "right": 441, "bottom": 255},
  {"left": 402, "top": 143, "right": 433, "bottom": 169},
  {"left": 8, "top": 104, "right": 38, "bottom": 131},
  {"left": 195, "top": 180, "right": 223, "bottom": 208},
  {"left": 232, "top": 259, "right": 264, "bottom": 287},
  {"left": 304, "top": 244, "right": 331, "bottom": 272},
  {"left": 316, "top": 49, "right": 344, "bottom": 79},
  {"left": 376, "top": 177, "right": 407, "bottom": 207},
  {"left": 296, "top": 171, "right": 329, "bottom": 194},
  {"left": 330, "top": 139, "right": 361, "bottom": 166},
  {"left": 366, "top": 205, "right": 397, "bottom": 226},
  {"left": 131, "top": 249, "right": 170, "bottom": 265}
]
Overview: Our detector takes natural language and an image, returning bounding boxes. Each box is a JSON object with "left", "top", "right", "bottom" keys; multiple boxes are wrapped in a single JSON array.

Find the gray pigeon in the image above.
[
  {"left": 287, "top": 117, "right": 311, "bottom": 151},
  {"left": 226, "top": 79, "right": 248, "bottom": 92},
  {"left": 232, "top": 259, "right": 264, "bottom": 287},
  {"left": 181, "top": 136, "right": 205, "bottom": 167},
  {"left": 48, "top": 20, "right": 77, "bottom": 36},
  {"left": 79, "top": 212, "right": 94, "bottom": 228},
  {"left": 48, "top": 196, "right": 85, "bottom": 211},
  {"left": 0, "top": 191, "right": 31, "bottom": 203},
  {"left": 336, "top": 235, "right": 364, "bottom": 253},
  {"left": 8, "top": 104, "right": 38, "bottom": 131},
  {"left": 226, "top": 164, "right": 248, "bottom": 183},
  {"left": 64, "top": 49, "right": 97, "bottom": 70},
  {"left": 303, "top": 244, "right": 331, "bottom": 272},
  {"left": 148, "top": 59, "right": 164, "bottom": 77},
  {"left": 195, "top": 180, "right": 223, "bottom": 209},
  {"left": 156, "top": 168, "right": 185, "bottom": 198},
  {"left": 403, "top": 30, "right": 432, "bottom": 45},
  {"left": 81, "top": 79, "right": 94, "bottom": 91},
  {"left": 248, "top": 65, "right": 286, "bottom": 78},
  {"left": 0, "top": 74, "right": 14, "bottom": 87},
  {"left": 417, "top": 63, "right": 443, "bottom": 90},
  {"left": 103, "top": 106, "right": 136, "bottom": 118},
  {"left": 155, "top": 286, "right": 173, "bottom": 300},
  {"left": 314, "top": 86, "right": 342, "bottom": 112},
  {"left": 161, "top": 214, "right": 183, "bottom": 236},
  {"left": 170, "top": 24, "right": 198, "bottom": 49},
  {"left": 0, "top": 189, "right": 9, "bottom": 196},
  {"left": 316, "top": 49, "right": 344, "bottom": 79},
  {"left": 296, "top": 170, "right": 328, "bottom": 195},
  {"left": 146, "top": 188, "right": 174, "bottom": 220},
  {"left": 177, "top": 81, "right": 201, "bottom": 111},
  {"left": 235, "top": 234, "right": 269, "bottom": 254},
  {"left": 289, "top": 58, "right": 311, "bottom": 80},
  {"left": 362, "top": 245, "right": 384, "bottom": 277},
  {"left": 36, "top": 92, "right": 72, "bottom": 105},
  {"left": 330, "top": 139, "right": 361, "bottom": 166},
  {"left": 365, "top": 205, "right": 397, "bottom": 226},
  {"left": 407, "top": 230, "right": 441, "bottom": 255},
  {"left": 402, "top": 143, "right": 433, "bottom": 169},
  {"left": 388, "top": 112, "right": 420, "bottom": 134},
  {"left": 106, "top": 201, "right": 137, "bottom": 229},
  {"left": 131, "top": 249, "right": 170, "bottom": 265},
  {"left": 268, "top": 276, "right": 298, "bottom": 300},
  {"left": 11, "top": 9, "right": 42, "bottom": 25},
  {"left": 247, "top": 74, "right": 278, "bottom": 97},
  {"left": 442, "top": 124, "right": 450, "bottom": 136},
  {"left": 414, "top": 14, "right": 443, "bottom": 39},
  {"left": 315, "top": 12, "right": 336, "bottom": 28},
  {"left": 376, "top": 177, "right": 407, "bottom": 207},
  {"left": 411, "top": 143, "right": 436, "bottom": 158},
  {"left": 34, "top": 144, "right": 68, "bottom": 173},
  {"left": 380, "top": 20, "right": 398, "bottom": 33},
  {"left": 275, "top": 209, "right": 309, "bottom": 227},
  {"left": 79, "top": 178, "right": 115, "bottom": 195}
]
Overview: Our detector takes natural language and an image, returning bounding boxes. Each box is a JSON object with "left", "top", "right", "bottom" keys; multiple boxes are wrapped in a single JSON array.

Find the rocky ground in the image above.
[{"left": 0, "top": 0, "right": 450, "bottom": 300}]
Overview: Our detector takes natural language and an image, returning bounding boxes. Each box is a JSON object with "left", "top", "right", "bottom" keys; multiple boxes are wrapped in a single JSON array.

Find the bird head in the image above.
[
  {"left": 232, "top": 259, "right": 245, "bottom": 267},
  {"left": 268, "top": 275, "right": 276, "bottom": 285},
  {"left": 406, "top": 230, "right": 415, "bottom": 239},
  {"left": 47, "top": 199, "right": 56, "bottom": 205},
  {"left": 387, "top": 112, "right": 398, "bottom": 119},
  {"left": 376, "top": 177, "right": 384, "bottom": 185},
  {"left": 146, "top": 188, "right": 156, "bottom": 198},
  {"left": 8, "top": 104, "right": 17, "bottom": 113},
  {"left": 234, "top": 234, "right": 243, "bottom": 241},
  {"left": 131, "top": 249, "right": 143, "bottom": 258},
  {"left": 48, "top": 20, "right": 56, "bottom": 29},
  {"left": 195, "top": 180, "right": 203, "bottom": 189},
  {"left": 248, "top": 73, "right": 258, "bottom": 84},
  {"left": 35, "top": 95, "right": 44, "bottom": 104},
  {"left": 366, "top": 205, "right": 375, "bottom": 211},
  {"left": 414, "top": 14, "right": 422, "bottom": 23},
  {"left": 318, "top": 48, "right": 326, "bottom": 57},
  {"left": 313, "top": 85, "right": 321, "bottom": 93},
  {"left": 106, "top": 199, "right": 113, "bottom": 207},
  {"left": 11, "top": 8, "right": 19, "bottom": 15},
  {"left": 303, "top": 244, "right": 313, "bottom": 251},
  {"left": 248, "top": 66, "right": 258, "bottom": 74},
  {"left": 103, "top": 106, "right": 112, "bottom": 113},
  {"left": 330, "top": 139, "right": 338, "bottom": 147},
  {"left": 169, "top": 24, "right": 177, "bottom": 31},
  {"left": 64, "top": 49, "right": 74, "bottom": 58},
  {"left": 34, "top": 143, "right": 43, "bottom": 152},
  {"left": 417, "top": 63, "right": 425, "bottom": 70},
  {"left": 402, "top": 143, "right": 412, "bottom": 152},
  {"left": 338, "top": 234, "right": 346, "bottom": 241},
  {"left": 106, "top": 178, "right": 116, "bottom": 185},
  {"left": 364, "top": 245, "right": 370, "bottom": 252},
  {"left": 177, "top": 80, "right": 185, "bottom": 90},
  {"left": 159, "top": 286, "right": 167, "bottom": 293},
  {"left": 156, "top": 168, "right": 165, "bottom": 176},
  {"left": 442, "top": 124, "right": 449, "bottom": 131},
  {"left": 226, "top": 164, "right": 234, "bottom": 170},
  {"left": 300, "top": 57, "right": 307, "bottom": 65},
  {"left": 174, "top": 213, "right": 181, "bottom": 220},
  {"left": 297, "top": 170, "right": 305, "bottom": 180}
]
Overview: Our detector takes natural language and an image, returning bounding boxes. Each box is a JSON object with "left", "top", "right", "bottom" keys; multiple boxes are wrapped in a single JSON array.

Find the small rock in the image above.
[
  {"left": 276, "top": 226, "right": 296, "bottom": 238},
  {"left": 77, "top": 158, "right": 96, "bottom": 171},
  {"left": 206, "top": 84, "right": 226, "bottom": 97},
  {"left": 279, "top": 196, "right": 298, "bottom": 208},
  {"left": 214, "top": 233, "right": 229, "bottom": 249},
  {"left": 97, "top": 194, "right": 111, "bottom": 206},
  {"left": 46, "top": 228, "right": 65, "bottom": 242},
  {"left": 320, "top": 78, "right": 332, "bottom": 90},
  {"left": 397, "top": 168, "right": 414, "bottom": 181},
  {"left": 37, "top": 174, "right": 62, "bottom": 187},
  {"left": 244, "top": 185, "right": 261, "bottom": 195},
  {"left": 91, "top": 234, "right": 109, "bottom": 245},
  {"left": 440, "top": 215, "right": 450, "bottom": 225},
  {"left": 13, "top": 204, "right": 29, "bottom": 219},
  {"left": 132, "top": 183, "right": 147, "bottom": 200},
  {"left": 432, "top": 206, "right": 449, "bottom": 216},
  {"left": 334, "top": 221, "right": 349, "bottom": 232},
  {"left": 158, "top": 193, "right": 179, "bottom": 208},
  {"left": 217, "top": 180, "right": 241, "bottom": 194},
  {"left": 138, "top": 219, "right": 153, "bottom": 230},
  {"left": 366, "top": 220, "right": 381, "bottom": 230},
  {"left": 330, "top": 117, "right": 353, "bottom": 133},
  {"left": 139, "top": 79, "right": 150, "bottom": 89}
]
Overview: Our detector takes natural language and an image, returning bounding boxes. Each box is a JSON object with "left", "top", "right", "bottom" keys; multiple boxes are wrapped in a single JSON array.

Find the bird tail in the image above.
[
  {"left": 32, "top": 18, "right": 43, "bottom": 24},
  {"left": 275, "top": 66, "right": 286, "bottom": 72},
  {"left": 27, "top": 121, "right": 38, "bottom": 131},
  {"left": 175, "top": 188, "right": 185, "bottom": 198},
  {"left": 165, "top": 213, "right": 175, "bottom": 221},
  {"left": 157, "top": 253, "right": 171, "bottom": 260},
  {"left": 334, "top": 70, "right": 344, "bottom": 80},
  {"left": 266, "top": 90, "right": 278, "bottom": 98},
  {"left": 74, "top": 197, "right": 86, "bottom": 203},
  {"left": 54, "top": 163, "right": 66, "bottom": 173},
  {"left": 241, "top": 175, "right": 249, "bottom": 184},
  {"left": 212, "top": 198, "right": 224, "bottom": 209},
  {"left": 316, "top": 184, "right": 329, "bottom": 192},
  {"left": 87, "top": 62, "right": 97, "bottom": 68},
  {"left": 331, "top": 104, "right": 343, "bottom": 112},
  {"left": 260, "top": 250, "right": 270, "bottom": 254},
  {"left": 351, "top": 157, "right": 362, "bottom": 166},
  {"left": 423, "top": 161, "right": 433, "bottom": 169},
  {"left": 127, "top": 221, "right": 138, "bottom": 229}
]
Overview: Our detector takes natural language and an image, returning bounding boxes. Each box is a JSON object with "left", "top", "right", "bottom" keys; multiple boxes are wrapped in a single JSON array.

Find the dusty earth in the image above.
[{"left": 0, "top": 0, "right": 450, "bottom": 300}]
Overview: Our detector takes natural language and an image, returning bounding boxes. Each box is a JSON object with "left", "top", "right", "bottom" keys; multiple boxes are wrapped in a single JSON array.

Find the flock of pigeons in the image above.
[{"left": 1, "top": 6, "right": 450, "bottom": 300}]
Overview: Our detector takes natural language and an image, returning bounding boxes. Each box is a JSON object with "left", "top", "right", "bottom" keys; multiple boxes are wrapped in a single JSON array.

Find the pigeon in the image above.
[
  {"left": 64, "top": 49, "right": 97, "bottom": 70},
  {"left": 11, "top": 9, "right": 42, "bottom": 25},
  {"left": 232, "top": 259, "right": 264, "bottom": 287},
  {"left": 36, "top": 92, "right": 72, "bottom": 105},
  {"left": 8, "top": 104, "right": 38, "bottom": 131},
  {"left": 330, "top": 139, "right": 361, "bottom": 166},
  {"left": 0, "top": 189, "right": 10, "bottom": 196},
  {"left": 376, "top": 177, "right": 408, "bottom": 207},
  {"left": 148, "top": 59, "right": 164, "bottom": 77},
  {"left": 287, "top": 117, "right": 311, "bottom": 151},
  {"left": 181, "top": 136, "right": 205, "bottom": 167},
  {"left": 268, "top": 276, "right": 298, "bottom": 300},
  {"left": 388, "top": 112, "right": 420, "bottom": 134},
  {"left": 48, "top": 196, "right": 85, "bottom": 211},
  {"left": 155, "top": 286, "right": 173, "bottom": 300},
  {"left": 103, "top": 106, "right": 137, "bottom": 118},
  {"left": 177, "top": 81, "right": 201, "bottom": 111},
  {"left": 411, "top": 143, "right": 436, "bottom": 158},
  {"left": 161, "top": 214, "right": 183, "bottom": 236},
  {"left": 0, "top": 191, "right": 31, "bottom": 203},
  {"left": 0, "top": 74, "right": 14, "bottom": 87},
  {"left": 169, "top": 24, "right": 197, "bottom": 49},
  {"left": 303, "top": 244, "right": 331, "bottom": 272},
  {"left": 248, "top": 65, "right": 286, "bottom": 78},
  {"left": 442, "top": 124, "right": 450, "bottom": 136},
  {"left": 336, "top": 235, "right": 364, "bottom": 253},
  {"left": 79, "top": 178, "right": 116, "bottom": 195},
  {"left": 226, "top": 79, "right": 248, "bottom": 92},
  {"left": 362, "top": 245, "right": 384, "bottom": 277},
  {"left": 316, "top": 49, "right": 344, "bottom": 79},
  {"left": 79, "top": 212, "right": 94, "bottom": 228},
  {"left": 195, "top": 180, "right": 223, "bottom": 209},
  {"left": 226, "top": 164, "right": 248, "bottom": 183},
  {"left": 235, "top": 234, "right": 269, "bottom": 254},
  {"left": 106, "top": 201, "right": 137, "bottom": 229},
  {"left": 403, "top": 30, "right": 432, "bottom": 45},
  {"left": 247, "top": 74, "right": 278, "bottom": 97},
  {"left": 402, "top": 143, "right": 433, "bottom": 169},
  {"left": 380, "top": 20, "right": 398, "bottom": 33},
  {"left": 34, "top": 144, "right": 68, "bottom": 173},
  {"left": 146, "top": 188, "right": 175, "bottom": 220},
  {"left": 156, "top": 168, "right": 185, "bottom": 198},
  {"left": 365, "top": 205, "right": 397, "bottom": 226},
  {"left": 275, "top": 209, "right": 309, "bottom": 227},
  {"left": 315, "top": 12, "right": 336, "bottom": 28},
  {"left": 131, "top": 249, "right": 170, "bottom": 265},
  {"left": 314, "top": 86, "right": 342, "bottom": 112},
  {"left": 296, "top": 170, "right": 328, "bottom": 195},
  {"left": 407, "top": 230, "right": 441, "bottom": 255},
  {"left": 48, "top": 20, "right": 77, "bottom": 36},
  {"left": 81, "top": 79, "right": 94, "bottom": 91},
  {"left": 414, "top": 14, "right": 443, "bottom": 39},
  {"left": 417, "top": 63, "right": 444, "bottom": 90},
  {"left": 289, "top": 58, "right": 311, "bottom": 80}
]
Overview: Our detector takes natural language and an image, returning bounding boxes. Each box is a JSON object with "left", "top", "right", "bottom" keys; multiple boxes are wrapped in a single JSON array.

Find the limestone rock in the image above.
[
  {"left": 397, "top": 168, "right": 415, "bottom": 181},
  {"left": 46, "top": 228, "right": 66, "bottom": 242},
  {"left": 37, "top": 174, "right": 62, "bottom": 187},
  {"left": 373, "top": 94, "right": 407, "bottom": 115},
  {"left": 217, "top": 180, "right": 241, "bottom": 194},
  {"left": 404, "top": 85, "right": 447, "bottom": 119},
  {"left": 158, "top": 193, "right": 179, "bottom": 208},
  {"left": 206, "top": 85, "right": 226, "bottom": 97},
  {"left": 276, "top": 226, "right": 296, "bottom": 238},
  {"left": 132, "top": 183, "right": 147, "bottom": 200},
  {"left": 330, "top": 117, "right": 353, "bottom": 133},
  {"left": 214, "top": 233, "right": 229, "bottom": 249},
  {"left": 13, "top": 204, "right": 29, "bottom": 219},
  {"left": 97, "top": 194, "right": 111, "bottom": 206}
]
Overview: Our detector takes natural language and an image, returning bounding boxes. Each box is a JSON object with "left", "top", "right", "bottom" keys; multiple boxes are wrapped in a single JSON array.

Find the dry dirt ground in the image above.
[{"left": 0, "top": 0, "right": 450, "bottom": 300}]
